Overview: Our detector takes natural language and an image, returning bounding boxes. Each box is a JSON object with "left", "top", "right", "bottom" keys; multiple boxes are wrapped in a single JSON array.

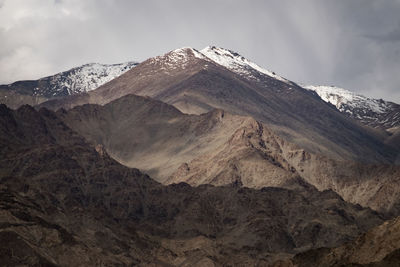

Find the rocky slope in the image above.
[
  {"left": 274, "top": 216, "right": 400, "bottom": 266},
  {"left": 305, "top": 85, "right": 400, "bottom": 130},
  {"left": 0, "top": 104, "right": 385, "bottom": 265},
  {"left": 0, "top": 62, "right": 138, "bottom": 109},
  {"left": 39, "top": 47, "right": 397, "bottom": 166}
]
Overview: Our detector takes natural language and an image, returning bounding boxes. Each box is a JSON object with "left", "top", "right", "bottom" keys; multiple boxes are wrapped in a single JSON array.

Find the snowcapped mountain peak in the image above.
[
  {"left": 171, "top": 47, "right": 205, "bottom": 59},
  {"left": 201, "top": 46, "right": 291, "bottom": 84}
]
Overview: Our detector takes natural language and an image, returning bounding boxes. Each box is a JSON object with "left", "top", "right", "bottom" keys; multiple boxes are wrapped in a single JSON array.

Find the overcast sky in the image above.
[{"left": 0, "top": 0, "right": 399, "bottom": 103}]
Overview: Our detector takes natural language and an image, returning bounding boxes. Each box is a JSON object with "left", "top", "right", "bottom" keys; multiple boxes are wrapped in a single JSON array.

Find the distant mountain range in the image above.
[{"left": 1, "top": 47, "right": 398, "bottom": 131}]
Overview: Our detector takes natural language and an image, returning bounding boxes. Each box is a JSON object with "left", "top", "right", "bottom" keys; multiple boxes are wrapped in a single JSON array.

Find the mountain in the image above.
[
  {"left": 275, "top": 216, "right": 400, "bottom": 266},
  {"left": 39, "top": 47, "right": 398, "bottom": 166},
  {"left": 0, "top": 61, "right": 138, "bottom": 109},
  {"left": 305, "top": 85, "right": 400, "bottom": 130},
  {"left": 1, "top": 46, "right": 399, "bottom": 265},
  {"left": 34, "top": 46, "right": 400, "bottom": 214},
  {"left": 0, "top": 104, "right": 385, "bottom": 265}
]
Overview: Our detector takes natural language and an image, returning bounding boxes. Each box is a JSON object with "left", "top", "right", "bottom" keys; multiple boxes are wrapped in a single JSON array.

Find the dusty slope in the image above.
[
  {"left": 0, "top": 104, "right": 385, "bottom": 265},
  {"left": 39, "top": 47, "right": 397, "bottom": 165},
  {"left": 57, "top": 94, "right": 400, "bottom": 214}
]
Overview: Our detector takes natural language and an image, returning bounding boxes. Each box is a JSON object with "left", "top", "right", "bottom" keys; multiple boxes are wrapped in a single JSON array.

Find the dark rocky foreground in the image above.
[{"left": 0, "top": 104, "right": 387, "bottom": 266}]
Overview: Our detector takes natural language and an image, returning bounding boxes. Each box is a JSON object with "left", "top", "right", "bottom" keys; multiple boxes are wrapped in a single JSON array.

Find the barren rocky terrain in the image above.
[{"left": 0, "top": 104, "right": 387, "bottom": 265}]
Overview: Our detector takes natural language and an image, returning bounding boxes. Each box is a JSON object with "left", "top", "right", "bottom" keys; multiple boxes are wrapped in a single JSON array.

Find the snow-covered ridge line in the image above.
[
  {"left": 0, "top": 61, "right": 138, "bottom": 99},
  {"left": 304, "top": 85, "right": 389, "bottom": 114},
  {"left": 44, "top": 61, "right": 138, "bottom": 95}
]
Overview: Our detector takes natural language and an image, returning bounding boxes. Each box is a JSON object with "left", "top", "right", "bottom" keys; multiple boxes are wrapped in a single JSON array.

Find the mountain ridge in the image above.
[
  {"left": 38, "top": 46, "right": 397, "bottom": 164},
  {"left": 2, "top": 46, "right": 398, "bottom": 133}
]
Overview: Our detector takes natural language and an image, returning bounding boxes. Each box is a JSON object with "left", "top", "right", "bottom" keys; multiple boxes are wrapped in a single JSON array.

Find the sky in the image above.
[{"left": 0, "top": 0, "right": 399, "bottom": 103}]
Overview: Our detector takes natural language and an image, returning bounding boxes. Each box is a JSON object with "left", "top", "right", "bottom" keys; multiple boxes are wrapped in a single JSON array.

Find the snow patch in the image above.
[{"left": 152, "top": 47, "right": 207, "bottom": 71}]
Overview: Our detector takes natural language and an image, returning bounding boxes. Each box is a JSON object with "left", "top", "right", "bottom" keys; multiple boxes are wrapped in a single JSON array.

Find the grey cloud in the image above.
[
  {"left": 366, "top": 25, "right": 400, "bottom": 43},
  {"left": 0, "top": 0, "right": 399, "bottom": 103}
]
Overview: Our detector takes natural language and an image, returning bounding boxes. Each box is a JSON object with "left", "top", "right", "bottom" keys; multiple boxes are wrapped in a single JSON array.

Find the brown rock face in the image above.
[{"left": 0, "top": 104, "right": 385, "bottom": 265}]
